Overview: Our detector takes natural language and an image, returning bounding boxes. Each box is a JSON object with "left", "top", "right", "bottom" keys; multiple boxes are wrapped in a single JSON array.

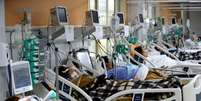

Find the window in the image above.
[
  {"left": 89, "top": 0, "right": 96, "bottom": 10},
  {"left": 98, "top": 0, "right": 107, "bottom": 25},
  {"left": 108, "top": 0, "right": 115, "bottom": 25},
  {"left": 98, "top": 0, "right": 114, "bottom": 25}
]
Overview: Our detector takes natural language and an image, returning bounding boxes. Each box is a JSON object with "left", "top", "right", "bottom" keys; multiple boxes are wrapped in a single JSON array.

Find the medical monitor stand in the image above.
[
  {"left": 46, "top": 41, "right": 60, "bottom": 98},
  {"left": 54, "top": 47, "right": 59, "bottom": 98},
  {"left": 8, "top": 62, "right": 13, "bottom": 96}
]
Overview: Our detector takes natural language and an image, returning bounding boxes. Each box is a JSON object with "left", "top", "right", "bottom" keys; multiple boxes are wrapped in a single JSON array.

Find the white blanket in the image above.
[
  {"left": 146, "top": 54, "right": 201, "bottom": 73},
  {"left": 146, "top": 55, "right": 177, "bottom": 68}
]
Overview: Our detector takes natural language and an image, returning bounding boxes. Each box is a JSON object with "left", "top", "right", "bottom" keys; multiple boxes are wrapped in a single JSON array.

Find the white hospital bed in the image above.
[
  {"left": 183, "top": 74, "right": 201, "bottom": 101},
  {"left": 168, "top": 63, "right": 201, "bottom": 74},
  {"left": 147, "top": 44, "right": 201, "bottom": 74},
  {"left": 44, "top": 68, "right": 201, "bottom": 101},
  {"left": 106, "top": 75, "right": 201, "bottom": 101}
]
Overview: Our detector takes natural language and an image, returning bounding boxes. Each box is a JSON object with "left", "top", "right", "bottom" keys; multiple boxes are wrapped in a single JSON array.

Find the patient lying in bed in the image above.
[
  {"left": 105, "top": 64, "right": 149, "bottom": 81},
  {"left": 57, "top": 65, "right": 179, "bottom": 101},
  {"left": 79, "top": 75, "right": 181, "bottom": 101},
  {"left": 101, "top": 55, "right": 165, "bottom": 81}
]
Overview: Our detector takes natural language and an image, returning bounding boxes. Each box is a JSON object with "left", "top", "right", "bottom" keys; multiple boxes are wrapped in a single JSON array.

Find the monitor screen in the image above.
[
  {"left": 13, "top": 67, "right": 31, "bottom": 89},
  {"left": 91, "top": 10, "right": 99, "bottom": 24},
  {"left": 172, "top": 18, "right": 176, "bottom": 24},
  {"left": 76, "top": 50, "right": 93, "bottom": 71},
  {"left": 161, "top": 18, "right": 165, "bottom": 25},
  {"left": 11, "top": 61, "right": 33, "bottom": 94},
  {"left": 57, "top": 7, "right": 68, "bottom": 23},
  {"left": 117, "top": 13, "right": 124, "bottom": 24},
  {"left": 139, "top": 14, "right": 144, "bottom": 23},
  {"left": 180, "top": 19, "right": 183, "bottom": 25}
]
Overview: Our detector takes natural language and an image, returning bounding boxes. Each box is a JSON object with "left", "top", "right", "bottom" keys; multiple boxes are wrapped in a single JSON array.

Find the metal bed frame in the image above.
[{"left": 44, "top": 68, "right": 201, "bottom": 101}]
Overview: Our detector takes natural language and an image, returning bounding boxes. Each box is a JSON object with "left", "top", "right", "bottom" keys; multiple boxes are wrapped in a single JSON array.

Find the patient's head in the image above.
[
  {"left": 130, "top": 45, "right": 144, "bottom": 57},
  {"left": 57, "top": 65, "right": 81, "bottom": 80},
  {"left": 5, "top": 96, "right": 19, "bottom": 101},
  {"left": 101, "top": 56, "right": 113, "bottom": 70},
  {"left": 129, "top": 45, "right": 146, "bottom": 65},
  {"left": 191, "top": 33, "right": 198, "bottom": 41}
]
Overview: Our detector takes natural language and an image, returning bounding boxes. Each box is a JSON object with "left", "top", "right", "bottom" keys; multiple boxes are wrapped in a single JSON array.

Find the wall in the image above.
[
  {"left": 5, "top": 0, "right": 88, "bottom": 26},
  {"left": 127, "top": 1, "right": 153, "bottom": 22},
  {"left": 120, "top": 0, "right": 128, "bottom": 24},
  {"left": 0, "top": 0, "right": 6, "bottom": 42},
  {"left": 127, "top": 2, "right": 143, "bottom": 22},
  {"left": 0, "top": 0, "right": 8, "bottom": 100},
  {"left": 189, "top": 11, "right": 201, "bottom": 35},
  {"left": 128, "top": 2, "right": 181, "bottom": 25},
  {"left": 160, "top": 8, "right": 172, "bottom": 24},
  {"left": 160, "top": 7, "right": 181, "bottom": 25}
]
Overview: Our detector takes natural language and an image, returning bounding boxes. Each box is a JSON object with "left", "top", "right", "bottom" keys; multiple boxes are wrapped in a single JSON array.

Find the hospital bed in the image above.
[
  {"left": 42, "top": 39, "right": 201, "bottom": 101},
  {"left": 147, "top": 43, "right": 201, "bottom": 74},
  {"left": 154, "top": 41, "right": 201, "bottom": 63},
  {"left": 106, "top": 74, "right": 201, "bottom": 101},
  {"left": 116, "top": 38, "right": 201, "bottom": 76},
  {"left": 43, "top": 68, "right": 201, "bottom": 101}
]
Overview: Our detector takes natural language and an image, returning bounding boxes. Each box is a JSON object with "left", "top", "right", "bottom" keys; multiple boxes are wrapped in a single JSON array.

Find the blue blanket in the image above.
[{"left": 106, "top": 64, "right": 139, "bottom": 80}]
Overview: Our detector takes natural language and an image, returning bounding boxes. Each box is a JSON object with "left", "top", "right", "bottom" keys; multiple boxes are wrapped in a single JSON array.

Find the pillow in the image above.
[
  {"left": 134, "top": 64, "right": 149, "bottom": 81},
  {"left": 71, "top": 74, "right": 95, "bottom": 88}
]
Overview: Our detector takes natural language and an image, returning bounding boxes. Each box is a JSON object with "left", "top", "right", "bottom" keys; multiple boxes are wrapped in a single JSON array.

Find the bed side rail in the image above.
[
  {"left": 44, "top": 68, "right": 92, "bottom": 101},
  {"left": 105, "top": 88, "right": 182, "bottom": 101},
  {"left": 168, "top": 63, "right": 201, "bottom": 74}
]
